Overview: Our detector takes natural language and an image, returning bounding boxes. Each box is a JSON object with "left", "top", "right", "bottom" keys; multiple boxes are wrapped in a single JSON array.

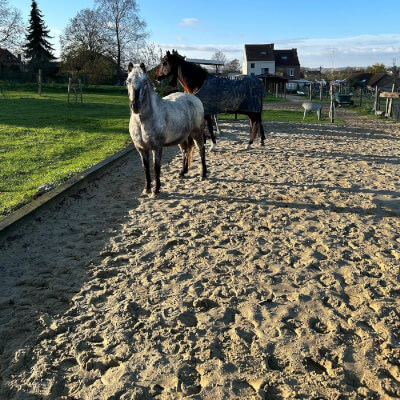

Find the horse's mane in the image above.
[
  {"left": 170, "top": 50, "right": 207, "bottom": 74},
  {"left": 169, "top": 50, "right": 208, "bottom": 92}
]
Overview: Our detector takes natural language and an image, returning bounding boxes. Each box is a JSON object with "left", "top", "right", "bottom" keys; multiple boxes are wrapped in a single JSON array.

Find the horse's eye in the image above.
[{"left": 163, "top": 62, "right": 167, "bottom": 66}]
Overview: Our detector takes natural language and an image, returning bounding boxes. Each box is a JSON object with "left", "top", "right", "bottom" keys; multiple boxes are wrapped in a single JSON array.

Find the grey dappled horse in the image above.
[{"left": 127, "top": 63, "right": 207, "bottom": 196}]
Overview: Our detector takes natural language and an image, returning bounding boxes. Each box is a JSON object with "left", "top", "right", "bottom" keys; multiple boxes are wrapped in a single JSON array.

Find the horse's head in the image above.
[
  {"left": 126, "top": 63, "right": 148, "bottom": 114},
  {"left": 154, "top": 50, "right": 183, "bottom": 81}
]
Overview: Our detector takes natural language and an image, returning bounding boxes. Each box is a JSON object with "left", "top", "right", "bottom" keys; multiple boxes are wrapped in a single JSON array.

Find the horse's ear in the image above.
[
  {"left": 140, "top": 63, "right": 146, "bottom": 73},
  {"left": 128, "top": 62, "right": 133, "bottom": 72},
  {"left": 167, "top": 50, "right": 170, "bottom": 56}
]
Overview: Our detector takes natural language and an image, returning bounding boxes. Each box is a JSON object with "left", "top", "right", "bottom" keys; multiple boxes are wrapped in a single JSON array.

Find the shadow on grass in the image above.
[{"left": 0, "top": 97, "right": 130, "bottom": 133}]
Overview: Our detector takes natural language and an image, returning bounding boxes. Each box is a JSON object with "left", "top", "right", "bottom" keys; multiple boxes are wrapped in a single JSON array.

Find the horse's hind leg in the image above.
[
  {"left": 193, "top": 130, "right": 207, "bottom": 179},
  {"left": 248, "top": 113, "right": 264, "bottom": 147},
  {"left": 152, "top": 147, "right": 163, "bottom": 195},
  {"left": 247, "top": 114, "right": 258, "bottom": 148},
  {"left": 179, "top": 141, "right": 190, "bottom": 178},
  {"left": 138, "top": 149, "right": 151, "bottom": 195},
  {"left": 205, "top": 115, "right": 216, "bottom": 151},
  {"left": 260, "top": 122, "right": 265, "bottom": 146}
]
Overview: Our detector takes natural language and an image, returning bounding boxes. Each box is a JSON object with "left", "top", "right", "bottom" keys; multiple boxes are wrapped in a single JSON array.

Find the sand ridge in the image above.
[{"left": 1, "top": 110, "right": 400, "bottom": 399}]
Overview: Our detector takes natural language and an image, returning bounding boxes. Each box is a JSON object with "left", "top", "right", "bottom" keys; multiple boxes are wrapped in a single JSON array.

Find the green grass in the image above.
[
  {"left": 220, "top": 109, "right": 338, "bottom": 123},
  {"left": 263, "top": 94, "right": 286, "bottom": 103},
  {"left": 0, "top": 84, "right": 131, "bottom": 219}
]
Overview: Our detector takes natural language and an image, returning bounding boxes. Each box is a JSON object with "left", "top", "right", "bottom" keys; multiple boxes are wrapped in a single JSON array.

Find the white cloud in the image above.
[{"left": 178, "top": 18, "right": 199, "bottom": 27}]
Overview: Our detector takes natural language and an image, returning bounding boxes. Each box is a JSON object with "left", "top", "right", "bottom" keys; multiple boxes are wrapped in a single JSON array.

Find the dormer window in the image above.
[
  {"left": 282, "top": 56, "right": 287, "bottom": 60},
  {"left": 261, "top": 51, "right": 266, "bottom": 56}
]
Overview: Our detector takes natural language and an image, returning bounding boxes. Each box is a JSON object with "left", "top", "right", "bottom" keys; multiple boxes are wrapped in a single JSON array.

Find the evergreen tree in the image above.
[{"left": 24, "top": 0, "right": 55, "bottom": 71}]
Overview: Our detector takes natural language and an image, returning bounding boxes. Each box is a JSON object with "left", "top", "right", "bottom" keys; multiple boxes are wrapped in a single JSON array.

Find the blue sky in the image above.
[{"left": 11, "top": 0, "right": 400, "bottom": 69}]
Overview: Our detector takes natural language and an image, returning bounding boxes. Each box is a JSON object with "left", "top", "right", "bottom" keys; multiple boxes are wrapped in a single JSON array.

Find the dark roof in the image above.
[
  {"left": 186, "top": 58, "right": 224, "bottom": 66},
  {"left": 0, "top": 48, "right": 23, "bottom": 66},
  {"left": 345, "top": 72, "right": 391, "bottom": 88},
  {"left": 244, "top": 44, "right": 275, "bottom": 61},
  {"left": 244, "top": 44, "right": 300, "bottom": 67},
  {"left": 274, "top": 49, "right": 300, "bottom": 67}
]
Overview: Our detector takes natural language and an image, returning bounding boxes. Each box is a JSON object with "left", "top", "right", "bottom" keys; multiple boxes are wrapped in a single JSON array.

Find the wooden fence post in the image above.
[
  {"left": 329, "top": 83, "right": 335, "bottom": 123},
  {"left": 79, "top": 79, "right": 82, "bottom": 104},
  {"left": 374, "top": 86, "right": 379, "bottom": 114},
  {"left": 68, "top": 77, "right": 71, "bottom": 103},
  {"left": 388, "top": 83, "right": 395, "bottom": 117}
]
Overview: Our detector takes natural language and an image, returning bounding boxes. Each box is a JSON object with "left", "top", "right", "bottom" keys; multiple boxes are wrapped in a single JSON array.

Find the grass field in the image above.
[
  {"left": 0, "top": 84, "right": 131, "bottom": 219},
  {"left": 0, "top": 84, "right": 343, "bottom": 220}
]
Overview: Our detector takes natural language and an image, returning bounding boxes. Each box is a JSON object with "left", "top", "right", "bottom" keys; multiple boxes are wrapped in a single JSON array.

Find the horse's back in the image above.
[
  {"left": 163, "top": 92, "right": 204, "bottom": 127},
  {"left": 196, "top": 74, "right": 264, "bottom": 115}
]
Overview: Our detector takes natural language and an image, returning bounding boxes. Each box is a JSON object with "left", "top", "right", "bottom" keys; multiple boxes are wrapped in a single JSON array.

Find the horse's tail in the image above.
[{"left": 188, "top": 136, "right": 195, "bottom": 169}]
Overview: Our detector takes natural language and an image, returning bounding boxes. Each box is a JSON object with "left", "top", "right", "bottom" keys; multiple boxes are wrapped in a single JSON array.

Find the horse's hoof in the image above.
[
  {"left": 141, "top": 189, "right": 151, "bottom": 196},
  {"left": 210, "top": 143, "right": 216, "bottom": 151},
  {"left": 150, "top": 191, "right": 159, "bottom": 198},
  {"left": 245, "top": 143, "right": 251, "bottom": 150}
]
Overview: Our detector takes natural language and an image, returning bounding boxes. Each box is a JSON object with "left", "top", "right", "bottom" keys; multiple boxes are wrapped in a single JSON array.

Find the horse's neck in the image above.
[
  {"left": 141, "top": 80, "right": 162, "bottom": 118},
  {"left": 177, "top": 62, "right": 207, "bottom": 94}
]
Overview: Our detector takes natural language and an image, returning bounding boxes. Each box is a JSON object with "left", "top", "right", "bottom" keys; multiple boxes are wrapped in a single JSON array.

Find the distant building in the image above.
[
  {"left": 345, "top": 72, "right": 394, "bottom": 91},
  {"left": 243, "top": 43, "right": 300, "bottom": 79},
  {"left": 0, "top": 48, "right": 24, "bottom": 72}
]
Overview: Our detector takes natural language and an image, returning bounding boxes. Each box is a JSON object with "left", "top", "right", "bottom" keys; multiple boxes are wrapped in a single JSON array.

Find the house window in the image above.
[
  {"left": 261, "top": 68, "right": 269, "bottom": 74},
  {"left": 251, "top": 73, "right": 255, "bottom": 76},
  {"left": 282, "top": 56, "right": 287, "bottom": 60},
  {"left": 250, "top": 63, "right": 255, "bottom": 68},
  {"left": 287, "top": 68, "right": 294, "bottom": 76}
]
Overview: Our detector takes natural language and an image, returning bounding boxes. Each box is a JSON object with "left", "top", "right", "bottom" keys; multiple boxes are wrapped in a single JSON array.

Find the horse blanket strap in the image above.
[{"left": 195, "top": 74, "right": 265, "bottom": 115}]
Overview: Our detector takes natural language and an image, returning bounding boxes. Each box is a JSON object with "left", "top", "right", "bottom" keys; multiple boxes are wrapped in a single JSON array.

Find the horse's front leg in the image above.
[
  {"left": 138, "top": 149, "right": 151, "bottom": 195},
  {"left": 152, "top": 147, "right": 163, "bottom": 195}
]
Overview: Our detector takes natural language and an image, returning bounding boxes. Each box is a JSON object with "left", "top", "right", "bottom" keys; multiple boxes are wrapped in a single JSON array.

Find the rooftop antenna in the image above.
[{"left": 328, "top": 47, "right": 336, "bottom": 70}]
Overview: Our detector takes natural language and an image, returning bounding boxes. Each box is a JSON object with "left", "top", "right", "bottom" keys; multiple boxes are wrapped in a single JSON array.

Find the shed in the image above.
[
  {"left": 256, "top": 73, "right": 288, "bottom": 93},
  {"left": 186, "top": 58, "right": 224, "bottom": 74}
]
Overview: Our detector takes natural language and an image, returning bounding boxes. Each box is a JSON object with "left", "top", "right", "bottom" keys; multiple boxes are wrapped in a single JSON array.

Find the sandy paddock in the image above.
[{"left": 1, "top": 108, "right": 400, "bottom": 399}]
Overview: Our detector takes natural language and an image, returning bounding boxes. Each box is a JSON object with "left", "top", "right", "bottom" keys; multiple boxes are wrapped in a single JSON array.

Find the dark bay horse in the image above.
[
  {"left": 154, "top": 50, "right": 266, "bottom": 148},
  {"left": 127, "top": 63, "right": 207, "bottom": 196}
]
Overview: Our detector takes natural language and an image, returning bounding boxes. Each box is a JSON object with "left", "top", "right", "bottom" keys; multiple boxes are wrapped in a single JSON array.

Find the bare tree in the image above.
[
  {"left": 0, "top": 0, "right": 24, "bottom": 52},
  {"left": 60, "top": 9, "right": 112, "bottom": 59},
  {"left": 129, "top": 42, "right": 163, "bottom": 70},
  {"left": 224, "top": 58, "right": 241, "bottom": 74},
  {"left": 211, "top": 50, "right": 227, "bottom": 63},
  {"left": 95, "top": 0, "right": 147, "bottom": 82}
]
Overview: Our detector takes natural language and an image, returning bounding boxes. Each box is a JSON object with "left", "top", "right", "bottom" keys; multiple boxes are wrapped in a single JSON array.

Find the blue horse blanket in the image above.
[{"left": 195, "top": 74, "right": 265, "bottom": 115}]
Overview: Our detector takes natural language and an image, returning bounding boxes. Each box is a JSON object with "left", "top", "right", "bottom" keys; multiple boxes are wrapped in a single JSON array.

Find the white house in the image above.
[
  {"left": 243, "top": 43, "right": 301, "bottom": 79},
  {"left": 243, "top": 44, "right": 275, "bottom": 76}
]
